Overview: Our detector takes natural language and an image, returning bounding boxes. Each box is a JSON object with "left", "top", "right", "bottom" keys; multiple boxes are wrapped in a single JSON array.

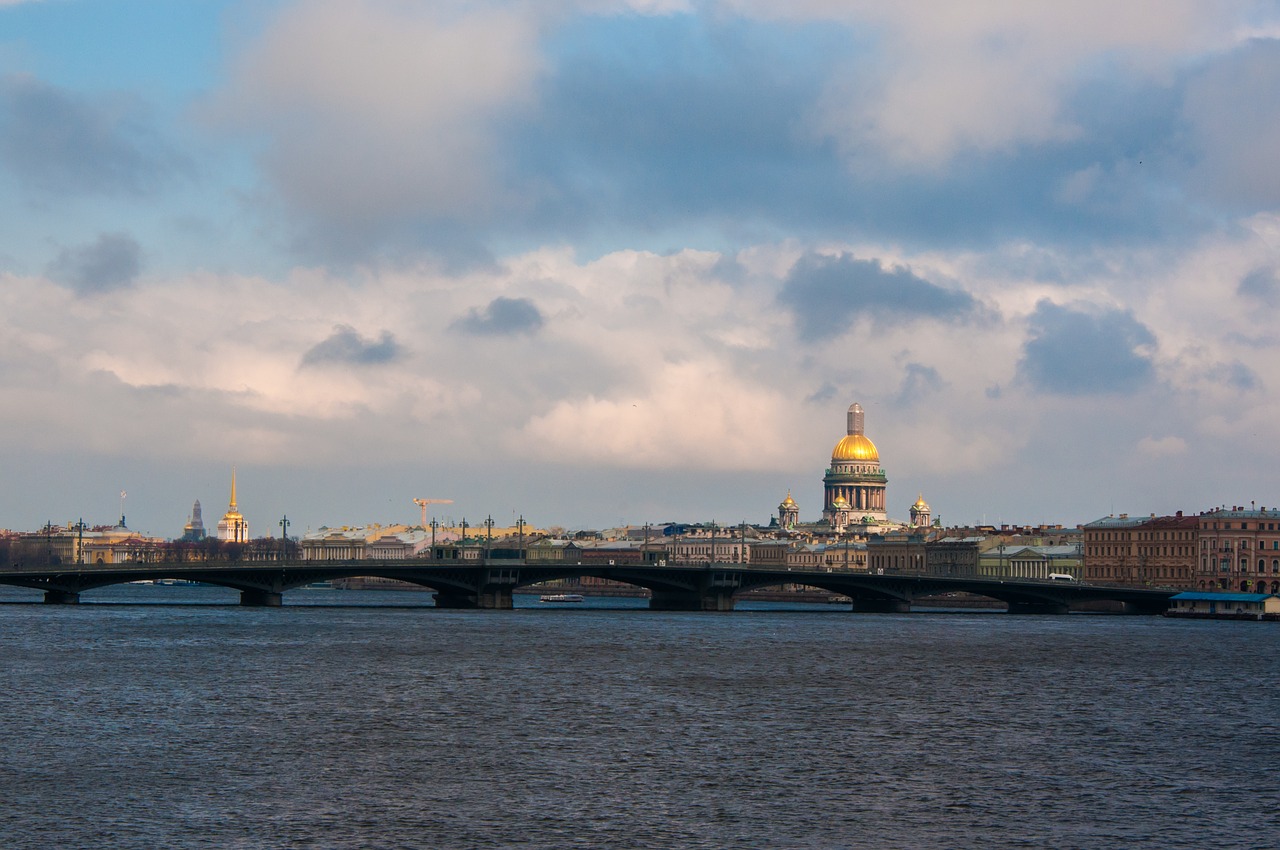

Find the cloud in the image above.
[
  {"left": 1238, "top": 267, "right": 1279, "bottom": 305},
  {"left": 209, "top": 1, "right": 541, "bottom": 232},
  {"left": 452, "top": 296, "right": 545, "bottom": 336},
  {"left": 1016, "top": 300, "right": 1156, "bottom": 395},
  {"left": 47, "top": 233, "right": 142, "bottom": 293},
  {"left": 1182, "top": 38, "right": 1280, "bottom": 209},
  {"left": 1218, "top": 361, "right": 1259, "bottom": 391},
  {"left": 731, "top": 1, "right": 1254, "bottom": 169},
  {"left": 0, "top": 73, "right": 176, "bottom": 196},
  {"left": 519, "top": 359, "right": 793, "bottom": 471},
  {"left": 301, "top": 325, "right": 401, "bottom": 368},
  {"left": 780, "top": 252, "right": 981, "bottom": 339},
  {"left": 896, "top": 362, "right": 944, "bottom": 405},
  {"left": 1137, "top": 435, "right": 1187, "bottom": 458}
]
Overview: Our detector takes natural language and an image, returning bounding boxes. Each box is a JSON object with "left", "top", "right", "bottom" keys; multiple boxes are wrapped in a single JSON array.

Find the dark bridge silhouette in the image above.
[{"left": 0, "top": 558, "right": 1174, "bottom": 614}]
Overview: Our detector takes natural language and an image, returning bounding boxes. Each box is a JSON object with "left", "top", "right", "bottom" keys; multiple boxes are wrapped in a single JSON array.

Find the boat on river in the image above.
[{"left": 539, "top": 593, "right": 585, "bottom": 603}]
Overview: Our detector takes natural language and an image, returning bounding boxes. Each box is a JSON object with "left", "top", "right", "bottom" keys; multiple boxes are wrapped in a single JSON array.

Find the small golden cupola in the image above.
[{"left": 910, "top": 494, "right": 932, "bottom": 528}]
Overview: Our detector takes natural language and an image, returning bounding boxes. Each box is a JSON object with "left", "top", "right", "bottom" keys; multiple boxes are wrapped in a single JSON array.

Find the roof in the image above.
[
  {"left": 1171, "top": 592, "right": 1275, "bottom": 602},
  {"left": 1200, "top": 508, "right": 1280, "bottom": 520},
  {"left": 1083, "top": 515, "right": 1148, "bottom": 529}
]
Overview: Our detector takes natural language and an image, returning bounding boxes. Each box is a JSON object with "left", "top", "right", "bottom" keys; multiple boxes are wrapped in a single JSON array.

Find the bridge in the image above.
[{"left": 0, "top": 558, "right": 1175, "bottom": 614}]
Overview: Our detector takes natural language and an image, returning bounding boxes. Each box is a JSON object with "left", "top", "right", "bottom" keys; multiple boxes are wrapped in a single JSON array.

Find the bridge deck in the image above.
[{"left": 0, "top": 559, "right": 1176, "bottom": 613}]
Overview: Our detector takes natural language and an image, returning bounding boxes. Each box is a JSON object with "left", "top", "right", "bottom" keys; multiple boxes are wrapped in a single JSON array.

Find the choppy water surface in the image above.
[{"left": 1, "top": 586, "right": 1276, "bottom": 849}]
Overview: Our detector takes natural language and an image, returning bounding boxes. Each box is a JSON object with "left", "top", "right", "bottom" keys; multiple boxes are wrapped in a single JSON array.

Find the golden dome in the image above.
[
  {"left": 832, "top": 433, "right": 879, "bottom": 463},
  {"left": 913, "top": 495, "right": 930, "bottom": 511},
  {"left": 780, "top": 491, "right": 797, "bottom": 508},
  {"left": 832, "top": 494, "right": 850, "bottom": 508}
]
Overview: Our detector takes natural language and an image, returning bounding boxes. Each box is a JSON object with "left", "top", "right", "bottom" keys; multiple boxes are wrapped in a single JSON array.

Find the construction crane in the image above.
[{"left": 413, "top": 498, "right": 454, "bottom": 527}]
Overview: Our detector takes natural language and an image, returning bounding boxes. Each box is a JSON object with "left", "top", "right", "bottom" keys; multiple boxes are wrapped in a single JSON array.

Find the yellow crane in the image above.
[{"left": 413, "top": 498, "right": 454, "bottom": 527}]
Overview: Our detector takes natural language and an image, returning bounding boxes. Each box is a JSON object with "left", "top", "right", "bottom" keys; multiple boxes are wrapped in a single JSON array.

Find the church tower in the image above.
[
  {"left": 909, "top": 494, "right": 931, "bottom": 528},
  {"left": 822, "top": 403, "right": 888, "bottom": 524},
  {"left": 182, "top": 499, "right": 206, "bottom": 542},
  {"left": 778, "top": 492, "right": 800, "bottom": 530},
  {"left": 216, "top": 468, "right": 250, "bottom": 543}
]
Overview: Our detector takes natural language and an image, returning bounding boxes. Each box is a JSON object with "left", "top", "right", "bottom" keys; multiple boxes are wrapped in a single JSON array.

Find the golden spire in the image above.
[{"left": 229, "top": 466, "right": 238, "bottom": 510}]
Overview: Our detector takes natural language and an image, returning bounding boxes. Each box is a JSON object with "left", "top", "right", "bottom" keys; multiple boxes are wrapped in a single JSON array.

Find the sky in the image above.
[{"left": 3, "top": 0, "right": 1280, "bottom": 538}]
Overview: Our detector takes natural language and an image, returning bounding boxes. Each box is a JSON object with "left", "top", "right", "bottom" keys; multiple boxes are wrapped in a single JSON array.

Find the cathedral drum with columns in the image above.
[{"left": 823, "top": 403, "right": 888, "bottom": 524}]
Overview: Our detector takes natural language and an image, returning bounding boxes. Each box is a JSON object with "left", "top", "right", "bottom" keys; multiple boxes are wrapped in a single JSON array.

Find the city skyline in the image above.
[{"left": 3, "top": 2, "right": 1280, "bottom": 536}]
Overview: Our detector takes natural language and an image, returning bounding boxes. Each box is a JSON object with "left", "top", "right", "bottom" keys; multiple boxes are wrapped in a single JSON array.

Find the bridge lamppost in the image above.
[
  {"left": 484, "top": 515, "right": 494, "bottom": 559},
  {"left": 279, "top": 515, "right": 290, "bottom": 563},
  {"left": 430, "top": 518, "right": 438, "bottom": 554},
  {"left": 516, "top": 515, "right": 525, "bottom": 559}
]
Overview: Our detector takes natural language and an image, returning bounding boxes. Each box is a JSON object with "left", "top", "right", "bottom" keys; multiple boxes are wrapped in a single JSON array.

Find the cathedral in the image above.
[
  {"left": 776, "top": 402, "right": 931, "bottom": 534},
  {"left": 822, "top": 403, "right": 887, "bottom": 525}
]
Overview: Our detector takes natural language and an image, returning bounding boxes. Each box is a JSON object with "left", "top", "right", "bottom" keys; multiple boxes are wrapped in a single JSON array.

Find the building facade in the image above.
[
  {"left": 1082, "top": 513, "right": 1197, "bottom": 587},
  {"left": 1196, "top": 507, "right": 1280, "bottom": 594}
]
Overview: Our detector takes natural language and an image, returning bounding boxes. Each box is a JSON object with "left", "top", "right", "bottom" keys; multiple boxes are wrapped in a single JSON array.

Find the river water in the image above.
[{"left": 1, "top": 585, "right": 1276, "bottom": 849}]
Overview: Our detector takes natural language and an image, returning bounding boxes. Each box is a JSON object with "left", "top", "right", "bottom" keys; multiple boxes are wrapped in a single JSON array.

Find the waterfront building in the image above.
[
  {"left": 525, "top": 539, "right": 582, "bottom": 563},
  {"left": 823, "top": 403, "right": 888, "bottom": 524},
  {"left": 1196, "top": 506, "right": 1280, "bottom": 594},
  {"left": 1167, "top": 591, "right": 1280, "bottom": 620},
  {"left": 670, "top": 528, "right": 752, "bottom": 565},
  {"left": 785, "top": 542, "right": 825, "bottom": 570},
  {"left": 820, "top": 539, "right": 867, "bottom": 571},
  {"left": 578, "top": 539, "right": 662, "bottom": 566},
  {"left": 926, "top": 537, "right": 982, "bottom": 577},
  {"left": 216, "top": 469, "right": 250, "bottom": 543},
  {"left": 746, "top": 539, "right": 789, "bottom": 568},
  {"left": 9, "top": 520, "right": 164, "bottom": 566},
  {"left": 867, "top": 530, "right": 927, "bottom": 574},
  {"left": 300, "top": 525, "right": 429, "bottom": 560},
  {"left": 979, "top": 543, "right": 1083, "bottom": 580},
  {"left": 1082, "top": 513, "right": 1197, "bottom": 587}
]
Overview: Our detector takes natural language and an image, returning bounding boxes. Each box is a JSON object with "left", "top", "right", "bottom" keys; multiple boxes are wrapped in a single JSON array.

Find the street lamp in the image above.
[{"left": 279, "top": 515, "right": 290, "bottom": 562}]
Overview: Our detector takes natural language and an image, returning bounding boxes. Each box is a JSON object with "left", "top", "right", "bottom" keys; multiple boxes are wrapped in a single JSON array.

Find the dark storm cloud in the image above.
[
  {"left": 780, "top": 253, "right": 981, "bottom": 340},
  {"left": 0, "top": 74, "right": 179, "bottom": 197},
  {"left": 452, "top": 297, "right": 544, "bottom": 337},
  {"left": 47, "top": 233, "right": 142, "bottom": 293},
  {"left": 1016, "top": 301, "right": 1155, "bottom": 396},
  {"left": 233, "top": 14, "right": 1221, "bottom": 267},
  {"left": 301, "top": 326, "right": 401, "bottom": 368},
  {"left": 493, "top": 15, "right": 1208, "bottom": 260},
  {"left": 1238, "top": 267, "right": 1280, "bottom": 305}
]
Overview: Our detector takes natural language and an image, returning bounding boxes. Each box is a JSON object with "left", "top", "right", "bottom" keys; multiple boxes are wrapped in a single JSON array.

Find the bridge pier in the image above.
[
  {"left": 239, "top": 589, "right": 283, "bottom": 607},
  {"left": 851, "top": 598, "right": 910, "bottom": 614},
  {"left": 43, "top": 589, "right": 80, "bottom": 604},
  {"left": 649, "top": 589, "right": 736, "bottom": 611},
  {"left": 1006, "top": 601, "right": 1070, "bottom": 615}
]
